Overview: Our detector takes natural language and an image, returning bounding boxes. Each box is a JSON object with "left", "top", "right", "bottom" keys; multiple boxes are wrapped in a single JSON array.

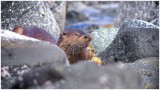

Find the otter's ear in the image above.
[
  {"left": 60, "top": 31, "right": 67, "bottom": 38},
  {"left": 12, "top": 26, "right": 24, "bottom": 35}
]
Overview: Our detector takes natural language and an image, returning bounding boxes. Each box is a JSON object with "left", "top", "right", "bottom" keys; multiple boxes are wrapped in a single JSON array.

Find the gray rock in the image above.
[
  {"left": 1, "top": 1, "right": 66, "bottom": 40},
  {"left": 1, "top": 65, "right": 31, "bottom": 89},
  {"left": 6, "top": 61, "right": 143, "bottom": 89},
  {"left": 1, "top": 30, "right": 68, "bottom": 66},
  {"left": 10, "top": 64, "right": 64, "bottom": 89},
  {"left": 55, "top": 61, "right": 143, "bottom": 89},
  {"left": 127, "top": 57, "right": 159, "bottom": 89},
  {"left": 99, "top": 27, "right": 159, "bottom": 63},
  {"left": 114, "top": 1, "right": 159, "bottom": 27},
  {"left": 47, "top": 1, "right": 66, "bottom": 30},
  {"left": 120, "top": 19, "right": 159, "bottom": 30},
  {"left": 90, "top": 28, "right": 119, "bottom": 54}
]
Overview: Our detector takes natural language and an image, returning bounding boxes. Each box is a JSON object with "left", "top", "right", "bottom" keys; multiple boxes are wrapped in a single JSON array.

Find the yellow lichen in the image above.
[{"left": 91, "top": 56, "right": 102, "bottom": 65}]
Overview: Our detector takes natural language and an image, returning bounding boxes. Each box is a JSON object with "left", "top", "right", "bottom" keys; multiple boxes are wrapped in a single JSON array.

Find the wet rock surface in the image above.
[
  {"left": 127, "top": 57, "right": 159, "bottom": 89},
  {"left": 1, "top": 1, "right": 66, "bottom": 40}
]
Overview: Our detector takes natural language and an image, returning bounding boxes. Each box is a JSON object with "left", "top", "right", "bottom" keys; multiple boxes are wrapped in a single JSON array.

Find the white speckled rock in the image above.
[{"left": 90, "top": 28, "right": 119, "bottom": 54}]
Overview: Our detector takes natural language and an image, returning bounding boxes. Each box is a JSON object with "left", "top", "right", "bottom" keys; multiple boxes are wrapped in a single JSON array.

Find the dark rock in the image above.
[
  {"left": 65, "top": 22, "right": 100, "bottom": 33},
  {"left": 55, "top": 61, "right": 143, "bottom": 89},
  {"left": 10, "top": 65, "right": 64, "bottom": 89},
  {"left": 1, "top": 1, "right": 65, "bottom": 40},
  {"left": 127, "top": 57, "right": 159, "bottom": 89},
  {"left": 65, "top": 10, "right": 89, "bottom": 26},
  {"left": 1, "top": 65, "right": 31, "bottom": 89},
  {"left": 99, "top": 28, "right": 159, "bottom": 64},
  {"left": 114, "top": 1, "right": 159, "bottom": 27},
  {"left": 1, "top": 30, "right": 68, "bottom": 66},
  {"left": 3, "top": 61, "right": 143, "bottom": 89}
]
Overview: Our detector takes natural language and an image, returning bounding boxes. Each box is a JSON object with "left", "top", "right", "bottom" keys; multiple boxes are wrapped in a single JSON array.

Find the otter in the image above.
[
  {"left": 12, "top": 26, "right": 56, "bottom": 44},
  {"left": 12, "top": 26, "right": 93, "bottom": 64},
  {"left": 57, "top": 28, "right": 93, "bottom": 64}
]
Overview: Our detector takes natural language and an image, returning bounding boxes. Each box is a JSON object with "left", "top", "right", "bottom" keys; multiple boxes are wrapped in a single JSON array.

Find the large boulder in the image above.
[
  {"left": 1, "top": 1, "right": 66, "bottom": 40},
  {"left": 1, "top": 30, "right": 68, "bottom": 66},
  {"left": 1, "top": 30, "right": 68, "bottom": 89},
  {"left": 8, "top": 61, "right": 143, "bottom": 89},
  {"left": 99, "top": 20, "right": 159, "bottom": 64},
  {"left": 99, "top": 27, "right": 159, "bottom": 63},
  {"left": 55, "top": 61, "right": 143, "bottom": 89}
]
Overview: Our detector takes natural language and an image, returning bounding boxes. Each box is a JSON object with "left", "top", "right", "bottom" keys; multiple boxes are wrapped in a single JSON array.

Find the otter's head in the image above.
[{"left": 57, "top": 28, "right": 92, "bottom": 55}]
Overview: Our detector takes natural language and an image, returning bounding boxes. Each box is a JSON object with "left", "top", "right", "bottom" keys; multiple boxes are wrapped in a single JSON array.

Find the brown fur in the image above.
[{"left": 57, "top": 28, "right": 93, "bottom": 64}]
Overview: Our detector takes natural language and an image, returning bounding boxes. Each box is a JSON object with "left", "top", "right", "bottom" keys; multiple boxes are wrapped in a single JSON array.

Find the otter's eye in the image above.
[
  {"left": 84, "top": 35, "right": 88, "bottom": 39},
  {"left": 75, "top": 33, "right": 79, "bottom": 36},
  {"left": 62, "top": 32, "right": 67, "bottom": 36}
]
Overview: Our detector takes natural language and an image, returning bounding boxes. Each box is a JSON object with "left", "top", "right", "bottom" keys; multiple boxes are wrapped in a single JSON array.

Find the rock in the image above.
[
  {"left": 99, "top": 27, "right": 159, "bottom": 64},
  {"left": 120, "top": 19, "right": 159, "bottom": 30},
  {"left": 1, "top": 1, "right": 66, "bottom": 40},
  {"left": 114, "top": 1, "right": 159, "bottom": 27},
  {"left": 1, "top": 65, "right": 31, "bottom": 89},
  {"left": 10, "top": 64, "right": 64, "bottom": 89},
  {"left": 90, "top": 28, "right": 119, "bottom": 54},
  {"left": 66, "top": 2, "right": 116, "bottom": 27},
  {"left": 55, "top": 61, "right": 143, "bottom": 89},
  {"left": 65, "top": 10, "right": 89, "bottom": 26},
  {"left": 127, "top": 57, "right": 159, "bottom": 89},
  {"left": 5, "top": 61, "right": 143, "bottom": 89},
  {"left": 65, "top": 22, "right": 100, "bottom": 33},
  {"left": 47, "top": 1, "right": 66, "bottom": 30},
  {"left": 1, "top": 30, "right": 68, "bottom": 66}
]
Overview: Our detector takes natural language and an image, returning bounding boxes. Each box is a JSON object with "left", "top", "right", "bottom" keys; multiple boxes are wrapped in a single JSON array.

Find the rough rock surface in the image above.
[
  {"left": 1, "top": 30, "right": 68, "bottom": 66},
  {"left": 99, "top": 27, "right": 159, "bottom": 63},
  {"left": 1, "top": 30, "right": 69, "bottom": 89},
  {"left": 90, "top": 28, "right": 119, "bottom": 54},
  {"left": 55, "top": 61, "right": 143, "bottom": 89},
  {"left": 1, "top": 1, "right": 66, "bottom": 40},
  {"left": 120, "top": 19, "right": 159, "bottom": 30},
  {"left": 7, "top": 61, "right": 143, "bottom": 89},
  {"left": 127, "top": 57, "right": 159, "bottom": 89},
  {"left": 114, "top": 1, "right": 159, "bottom": 27}
]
